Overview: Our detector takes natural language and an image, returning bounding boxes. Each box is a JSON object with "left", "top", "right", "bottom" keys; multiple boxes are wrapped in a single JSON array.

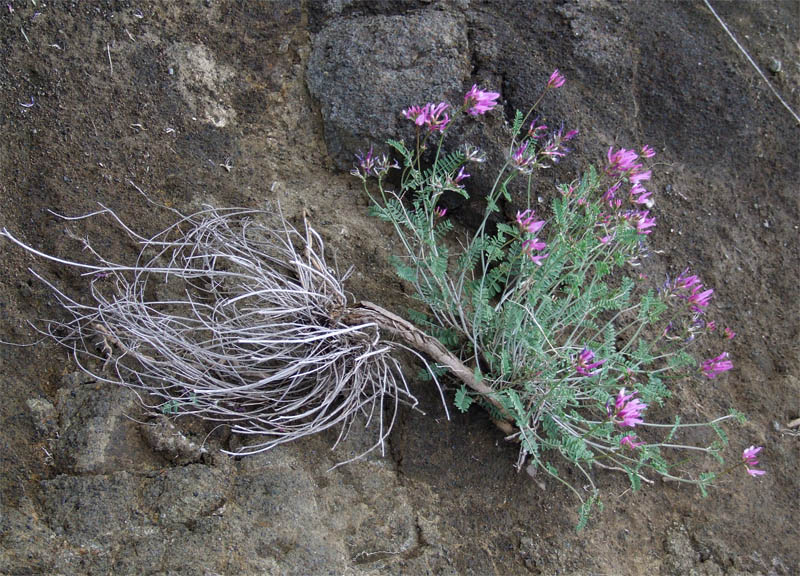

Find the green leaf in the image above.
[
  {"left": 500, "top": 181, "right": 512, "bottom": 202},
  {"left": 711, "top": 422, "right": 729, "bottom": 446},
  {"left": 511, "top": 109, "right": 525, "bottom": 137},
  {"left": 497, "top": 222, "right": 517, "bottom": 237},
  {"left": 698, "top": 472, "right": 716, "bottom": 498},
  {"left": 454, "top": 385, "right": 473, "bottom": 413},
  {"left": 576, "top": 491, "right": 599, "bottom": 532},
  {"left": 387, "top": 138, "right": 412, "bottom": 166},
  {"left": 628, "top": 470, "right": 642, "bottom": 492}
]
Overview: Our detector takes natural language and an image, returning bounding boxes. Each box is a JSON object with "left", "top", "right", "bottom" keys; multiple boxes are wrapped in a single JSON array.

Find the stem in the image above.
[{"left": 344, "top": 301, "right": 514, "bottom": 434}]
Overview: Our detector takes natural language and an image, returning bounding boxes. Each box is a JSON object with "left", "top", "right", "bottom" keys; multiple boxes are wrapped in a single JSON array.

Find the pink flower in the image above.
[
  {"left": 640, "top": 145, "right": 656, "bottom": 158},
  {"left": 607, "top": 147, "right": 641, "bottom": 175},
  {"left": 425, "top": 102, "right": 450, "bottom": 132},
  {"left": 609, "top": 388, "right": 648, "bottom": 427},
  {"left": 688, "top": 285, "right": 714, "bottom": 312},
  {"left": 625, "top": 210, "right": 656, "bottom": 235},
  {"left": 521, "top": 231, "right": 548, "bottom": 265},
  {"left": 631, "top": 187, "right": 652, "bottom": 206},
  {"left": 675, "top": 268, "right": 701, "bottom": 291},
  {"left": 629, "top": 170, "right": 652, "bottom": 186},
  {"left": 464, "top": 85, "right": 500, "bottom": 116},
  {"left": 574, "top": 347, "right": 605, "bottom": 376},
  {"left": 547, "top": 69, "right": 566, "bottom": 89},
  {"left": 620, "top": 435, "right": 645, "bottom": 449},
  {"left": 530, "top": 252, "right": 549, "bottom": 266},
  {"left": 724, "top": 327, "right": 736, "bottom": 339},
  {"left": 706, "top": 320, "right": 717, "bottom": 332},
  {"left": 599, "top": 234, "right": 614, "bottom": 245},
  {"left": 528, "top": 122, "right": 548, "bottom": 139},
  {"left": 742, "top": 445, "right": 765, "bottom": 477},
  {"left": 434, "top": 206, "right": 447, "bottom": 218},
  {"left": 701, "top": 352, "right": 732, "bottom": 379},
  {"left": 516, "top": 209, "right": 546, "bottom": 235},
  {"left": 402, "top": 102, "right": 450, "bottom": 132},
  {"left": 402, "top": 105, "right": 429, "bottom": 126},
  {"left": 636, "top": 214, "right": 656, "bottom": 234},
  {"left": 523, "top": 238, "right": 547, "bottom": 252}
]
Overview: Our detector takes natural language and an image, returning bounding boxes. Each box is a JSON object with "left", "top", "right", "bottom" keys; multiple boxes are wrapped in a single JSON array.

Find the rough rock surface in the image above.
[
  {"left": 307, "top": 8, "right": 470, "bottom": 169},
  {"left": 0, "top": 1, "right": 798, "bottom": 575}
]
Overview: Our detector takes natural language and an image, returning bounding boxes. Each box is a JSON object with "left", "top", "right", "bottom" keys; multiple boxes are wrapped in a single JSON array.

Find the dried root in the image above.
[{"left": 2, "top": 200, "right": 428, "bottom": 459}]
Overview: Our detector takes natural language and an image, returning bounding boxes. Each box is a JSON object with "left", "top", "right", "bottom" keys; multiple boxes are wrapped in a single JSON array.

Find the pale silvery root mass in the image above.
[{"left": 1, "top": 196, "right": 460, "bottom": 460}]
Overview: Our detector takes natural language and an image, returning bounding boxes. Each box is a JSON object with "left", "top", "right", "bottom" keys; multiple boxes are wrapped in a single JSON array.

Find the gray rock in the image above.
[
  {"left": 26, "top": 397, "right": 57, "bottom": 437},
  {"left": 0, "top": 497, "right": 58, "bottom": 575},
  {"left": 140, "top": 464, "right": 229, "bottom": 525},
  {"left": 139, "top": 416, "right": 208, "bottom": 465},
  {"left": 232, "top": 446, "right": 349, "bottom": 575},
  {"left": 39, "top": 471, "right": 142, "bottom": 539},
  {"left": 53, "top": 372, "right": 161, "bottom": 474},
  {"left": 307, "top": 8, "right": 470, "bottom": 170}
]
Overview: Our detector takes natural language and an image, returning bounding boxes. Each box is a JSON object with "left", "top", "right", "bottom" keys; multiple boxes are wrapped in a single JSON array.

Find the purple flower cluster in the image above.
[
  {"left": 511, "top": 125, "right": 577, "bottom": 174},
  {"left": 541, "top": 126, "right": 578, "bottom": 163},
  {"left": 622, "top": 209, "right": 657, "bottom": 235},
  {"left": 403, "top": 102, "right": 451, "bottom": 133},
  {"left": 464, "top": 85, "right": 501, "bottom": 116},
  {"left": 511, "top": 141, "right": 536, "bottom": 174},
  {"left": 574, "top": 347, "right": 605, "bottom": 376},
  {"left": 670, "top": 268, "right": 714, "bottom": 313},
  {"left": 516, "top": 209, "right": 545, "bottom": 235},
  {"left": 403, "top": 85, "right": 501, "bottom": 134},
  {"left": 742, "top": 445, "right": 765, "bottom": 477},
  {"left": 516, "top": 209, "right": 548, "bottom": 265},
  {"left": 608, "top": 388, "right": 648, "bottom": 428},
  {"left": 547, "top": 69, "right": 566, "bottom": 89},
  {"left": 351, "top": 147, "right": 400, "bottom": 179},
  {"left": 701, "top": 352, "right": 733, "bottom": 379},
  {"left": 620, "top": 435, "right": 645, "bottom": 449},
  {"left": 448, "top": 166, "right": 470, "bottom": 188},
  {"left": 601, "top": 145, "right": 657, "bottom": 236}
]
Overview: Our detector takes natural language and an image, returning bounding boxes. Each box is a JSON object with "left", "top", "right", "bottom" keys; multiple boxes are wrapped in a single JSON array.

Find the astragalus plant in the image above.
[{"left": 352, "top": 70, "right": 759, "bottom": 528}]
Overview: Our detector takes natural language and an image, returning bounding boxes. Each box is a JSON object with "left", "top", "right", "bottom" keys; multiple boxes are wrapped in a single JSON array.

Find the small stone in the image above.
[
  {"left": 767, "top": 59, "right": 782, "bottom": 74},
  {"left": 26, "top": 397, "right": 58, "bottom": 436},
  {"left": 139, "top": 416, "right": 207, "bottom": 464}
]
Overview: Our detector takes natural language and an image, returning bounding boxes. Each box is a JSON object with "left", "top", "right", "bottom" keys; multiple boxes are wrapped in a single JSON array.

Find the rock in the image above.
[
  {"left": 140, "top": 464, "right": 229, "bottom": 525},
  {"left": 26, "top": 396, "right": 57, "bottom": 437},
  {"left": 232, "top": 446, "right": 350, "bottom": 575},
  {"left": 139, "top": 416, "right": 208, "bottom": 465},
  {"left": 307, "top": 8, "right": 470, "bottom": 170},
  {"left": 39, "top": 471, "right": 142, "bottom": 540},
  {"left": 0, "top": 497, "right": 58, "bottom": 575},
  {"left": 53, "top": 372, "right": 161, "bottom": 474}
]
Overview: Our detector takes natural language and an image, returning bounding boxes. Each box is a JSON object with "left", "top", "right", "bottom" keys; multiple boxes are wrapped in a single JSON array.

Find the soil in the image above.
[{"left": 1, "top": 1, "right": 798, "bottom": 575}]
